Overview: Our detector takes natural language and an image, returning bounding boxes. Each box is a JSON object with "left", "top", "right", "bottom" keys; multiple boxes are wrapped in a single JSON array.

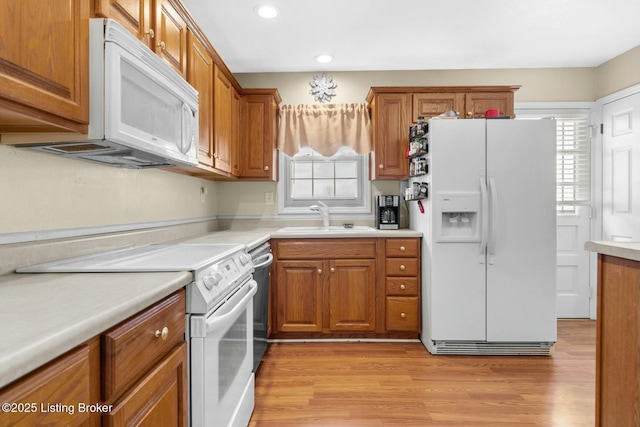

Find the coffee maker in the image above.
[{"left": 375, "top": 195, "right": 400, "bottom": 230}]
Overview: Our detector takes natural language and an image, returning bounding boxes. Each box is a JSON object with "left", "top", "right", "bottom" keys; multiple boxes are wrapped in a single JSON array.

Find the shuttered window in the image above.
[
  {"left": 556, "top": 115, "right": 591, "bottom": 208},
  {"left": 516, "top": 109, "right": 591, "bottom": 213}
]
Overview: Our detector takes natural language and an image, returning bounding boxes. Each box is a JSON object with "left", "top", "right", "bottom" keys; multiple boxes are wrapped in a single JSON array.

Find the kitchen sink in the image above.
[{"left": 277, "top": 226, "right": 376, "bottom": 233}]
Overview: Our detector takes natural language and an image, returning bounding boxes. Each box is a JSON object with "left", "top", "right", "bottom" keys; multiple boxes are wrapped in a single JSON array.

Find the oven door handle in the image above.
[
  {"left": 252, "top": 253, "right": 273, "bottom": 269},
  {"left": 206, "top": 280, "right": 257, "bottom": 333}
]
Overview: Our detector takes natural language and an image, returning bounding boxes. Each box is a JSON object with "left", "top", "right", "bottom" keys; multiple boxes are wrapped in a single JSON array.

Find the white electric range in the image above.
[{"left": 18, "top": 243, "right": 257, "bottom": 427}]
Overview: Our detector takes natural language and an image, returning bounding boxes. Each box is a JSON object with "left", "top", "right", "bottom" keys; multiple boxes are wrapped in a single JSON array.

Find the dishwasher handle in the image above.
[{"left": 253, "top": 253, "right": 273, "bottom": 269}]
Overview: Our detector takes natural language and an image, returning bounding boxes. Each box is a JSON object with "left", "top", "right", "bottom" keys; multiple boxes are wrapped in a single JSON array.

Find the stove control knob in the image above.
[
  {"left": 203, "top": 268, "right": 223, "bottom": 290},
  {"left": 239, "top": 253, "right": 251, "bottom": 266}
]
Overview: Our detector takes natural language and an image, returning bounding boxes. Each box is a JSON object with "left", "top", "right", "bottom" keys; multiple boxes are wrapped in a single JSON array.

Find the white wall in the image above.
[{"left": 0, "top": 144, "right": 218, "bottom": 235}]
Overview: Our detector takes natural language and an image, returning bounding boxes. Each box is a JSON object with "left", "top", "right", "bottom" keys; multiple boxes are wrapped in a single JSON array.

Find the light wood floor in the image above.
[{"left": 249, "top": 320, "right": 595, "bottom": 427}]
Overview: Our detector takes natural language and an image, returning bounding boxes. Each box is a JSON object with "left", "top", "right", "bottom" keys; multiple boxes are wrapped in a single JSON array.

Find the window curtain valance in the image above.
[{"left": 277, "top": 103, "right": 372, "bottom": 157}]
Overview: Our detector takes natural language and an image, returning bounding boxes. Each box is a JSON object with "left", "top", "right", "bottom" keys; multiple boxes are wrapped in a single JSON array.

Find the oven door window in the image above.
[{"left": 219, "top": 310, "right": 248, "bottom": 401}]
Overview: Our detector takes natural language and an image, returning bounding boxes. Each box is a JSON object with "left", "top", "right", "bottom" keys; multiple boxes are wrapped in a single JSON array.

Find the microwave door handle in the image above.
[{"left": 181, "top": 103, "right": 194, "bottom": 154}]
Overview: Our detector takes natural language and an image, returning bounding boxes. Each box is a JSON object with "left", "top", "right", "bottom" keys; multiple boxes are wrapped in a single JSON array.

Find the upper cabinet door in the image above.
[
  {"left": 371, "top": 93, "right": 410, "bottom": 179},
  {"left": 213, "top": 66, "right": 233, "bottom": 174},
  {"left": 155, "top": 0, "right": 187, "bottom": 78},
  {"left": 239, "top": 92, "right": 279, "bottom": 180},
  {"left": 412, "top": 93, "right": 465, "bottom": 123},
  {"left": 464, "top": 92, "right": 514, "bottom": 119},
  {"left": 94, "top": 0, "right": 154, "bottom": 45},
  {"left": 0, "top": 0, "right": 89, "bottom": 133},
  {"left": 187, "top": 30, "right": 214, "bottom": 167}
]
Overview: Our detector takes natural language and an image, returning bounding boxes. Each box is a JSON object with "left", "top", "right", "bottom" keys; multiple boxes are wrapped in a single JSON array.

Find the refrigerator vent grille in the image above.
[{"left": 431, "top": 341, "right": 554, "bottom": 356}]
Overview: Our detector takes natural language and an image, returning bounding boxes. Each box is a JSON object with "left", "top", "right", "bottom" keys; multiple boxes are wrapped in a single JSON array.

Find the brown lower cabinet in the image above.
[
  {"left": 596, "top": 255, "right": 640, "bottom": 427},
  {"left": 272, "top": 237, "right": 421, "bottom": 338},
  {"left": 0, "top": 289, "right": 187, "bottom": 427}
]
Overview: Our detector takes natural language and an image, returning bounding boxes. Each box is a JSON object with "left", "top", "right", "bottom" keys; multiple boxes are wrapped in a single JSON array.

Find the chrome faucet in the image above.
[{"left": 310, "top": 201, "right": 330, "bottom": 228}]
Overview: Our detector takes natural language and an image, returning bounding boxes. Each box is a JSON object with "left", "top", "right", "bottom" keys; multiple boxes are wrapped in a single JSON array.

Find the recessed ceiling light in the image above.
[
  {"left": 315, "top": 54, "right": 333, "bottom": 64},
  {"left": 255, "top": 5, "right": 278, "bottom": 19}
]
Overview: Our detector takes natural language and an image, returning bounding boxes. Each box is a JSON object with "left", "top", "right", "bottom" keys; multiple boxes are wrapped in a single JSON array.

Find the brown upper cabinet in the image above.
[
  {"left": 187, "top": 30, "right": 215, "bottom": 168},
  {"left": 239, "top": 90, "right": 281, "bottom": 181},
  {"left": 367, "top": 86, "right": 519, "bottom": 180},
  {"left": 153, "top": 0, "right": 188, "bottom": 77},
  {"left": 95, "top": 0, "right": 187, "bottom": 77},
  {"left": 94, "top": 0, "right": 153, "bottom": 45},
  {"left": 0, "top": 0, "right": 90, "bottom": 133}
]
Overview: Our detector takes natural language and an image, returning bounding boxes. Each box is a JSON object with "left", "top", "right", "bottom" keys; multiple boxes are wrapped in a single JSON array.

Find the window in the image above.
[
  {"left": 516, "top": 109, "right": 592, "bottom": 213},
  {"left": 278, "top": 146, "right": 370, "bottom": 214}
]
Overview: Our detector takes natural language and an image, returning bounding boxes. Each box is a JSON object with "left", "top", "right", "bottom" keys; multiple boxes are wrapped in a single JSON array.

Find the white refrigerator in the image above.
[{"left": 408, "top": 118, "right": 557, "bottom": 355}]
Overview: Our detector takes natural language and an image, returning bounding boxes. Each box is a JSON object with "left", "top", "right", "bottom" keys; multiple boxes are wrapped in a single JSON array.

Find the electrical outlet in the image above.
[{"left": 265, "top": 192, "right": 274, "bottom": 205}]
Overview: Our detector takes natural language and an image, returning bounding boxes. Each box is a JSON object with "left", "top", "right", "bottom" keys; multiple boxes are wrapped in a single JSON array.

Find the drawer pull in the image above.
[
  {"left": 155, "top": 326, "right": 169, "bottom": 341},
  {"left": 400, "top": 246, "right": 406, "bottom": 251},
  {"left": 400, "top": 265, "right": 406, "bottom": 271},
  {"left": 400, "top": 284, "right": 406, "bottom": 290},
  {"left": 400, "top": 313, "right": 406, "bottom": 318}
]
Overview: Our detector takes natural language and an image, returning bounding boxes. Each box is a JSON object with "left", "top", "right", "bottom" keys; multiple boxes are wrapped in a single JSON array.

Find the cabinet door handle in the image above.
[
  {"left": 379, "top": 164, "right": 384, "bottom": 169},
  {"left": 400, "top": 264, "right": 406, "bottom": 271},
  {"left": 317, "top": 269, "right": 322, "bottom": 274},
  {"left": 330, "top": 267, "right": 335, "bottom": 273},
  {"left": 264, "top": 166, "right": 270, "bottom": 171},
  {"left": 400, "top": 313, "right": 406, "bottom": 318},
  {"left": 145, "top": 29, "right": 155, "bottom": 39},
  {"left": 467, "top": 111, "right": 473, "bottom": 117},
  {"left": 158, "top": 41, "right": 166, "bottom": 50},
  {"left": 400, "top": 284, "right": 406, "bottom": 290},
  {"left": 155, "top": 326, "right": 169, "bottom": 341}
]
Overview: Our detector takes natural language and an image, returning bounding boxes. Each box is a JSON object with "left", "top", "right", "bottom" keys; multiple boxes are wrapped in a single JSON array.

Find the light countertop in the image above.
[
  {"left": 585, "top": 241, "right": 640, "bottom": 262},
  {"left": 0, "top": 271, "right": 192, "bottom": 388},
  {"left": 0, "top": 227, "right": 422, "bottom": 389}
]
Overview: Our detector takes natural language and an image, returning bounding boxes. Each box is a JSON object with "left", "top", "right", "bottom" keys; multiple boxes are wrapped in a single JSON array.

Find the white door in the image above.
[
  {"left": 556, "top": 206, "right": 591, "bottom": 317},
  {"left": 602, "top": 92, "right": 640, "bottom": 242},
  {"left": 485, "top": 120, "right": 557, "bottom": 342}
]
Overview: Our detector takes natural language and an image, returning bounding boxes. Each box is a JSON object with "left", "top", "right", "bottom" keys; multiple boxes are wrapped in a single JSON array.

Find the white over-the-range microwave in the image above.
[{"left": 10, "top": 18, "right": 199, "bottom": 169}]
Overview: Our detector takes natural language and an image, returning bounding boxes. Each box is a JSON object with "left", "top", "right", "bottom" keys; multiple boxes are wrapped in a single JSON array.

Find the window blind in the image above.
[{"left": 556, "top": 115, "right": 591, "bottom": 206}]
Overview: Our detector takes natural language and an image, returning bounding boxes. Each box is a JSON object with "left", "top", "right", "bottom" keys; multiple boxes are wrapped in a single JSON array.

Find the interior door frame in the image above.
[{"left": 594, "top": 83, "right": 640, "bottom": 318}]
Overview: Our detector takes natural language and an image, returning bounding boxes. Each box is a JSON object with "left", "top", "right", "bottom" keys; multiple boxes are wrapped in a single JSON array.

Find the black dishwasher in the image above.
[{"left": 250, "top": 242, "right": 273, "bottom": 372}]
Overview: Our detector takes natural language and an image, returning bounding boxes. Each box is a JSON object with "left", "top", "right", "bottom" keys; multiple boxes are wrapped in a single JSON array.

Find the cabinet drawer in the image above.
[
  {"left": 386, "top": 258, "right": 419, "bottom": 276},
  {"left": 386, "top": 277, "right": 418, "bottom": 296},
  {"left": 386, "top": 297, "right": 419, "bottom": 332},
  {"left": 102, "top": 290, "right": 185, "bottom": 401},
  {"left": 385, "top": 238, "right": 419, "bottom": 257},
  {"left": 276, "top": 239, "right": 375, "bottom": 259}
]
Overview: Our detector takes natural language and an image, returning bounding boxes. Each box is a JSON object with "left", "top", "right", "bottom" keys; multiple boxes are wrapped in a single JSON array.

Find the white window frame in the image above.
[{"left": 277, "top": 148, "right": 371, "bottom": 214}]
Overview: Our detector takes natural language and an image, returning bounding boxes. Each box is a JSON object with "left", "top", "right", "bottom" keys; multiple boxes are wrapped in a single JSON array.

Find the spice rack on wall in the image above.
[{"left": 404, "top": 117, "right": 429, "bottom": 202}]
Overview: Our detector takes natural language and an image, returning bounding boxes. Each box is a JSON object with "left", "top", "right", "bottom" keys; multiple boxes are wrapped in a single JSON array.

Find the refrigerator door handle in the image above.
[
  {"left": 488, "top": 176, "right": 498, "bottom": 265},
  {"left": 479, "top": 176, "right": 489, "bottom": 264}
]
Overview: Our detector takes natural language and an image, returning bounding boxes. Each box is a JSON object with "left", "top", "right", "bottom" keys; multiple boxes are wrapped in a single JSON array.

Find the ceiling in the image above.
[{"left": 179, "top": 0, "right": 640, "bottom": 74}]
